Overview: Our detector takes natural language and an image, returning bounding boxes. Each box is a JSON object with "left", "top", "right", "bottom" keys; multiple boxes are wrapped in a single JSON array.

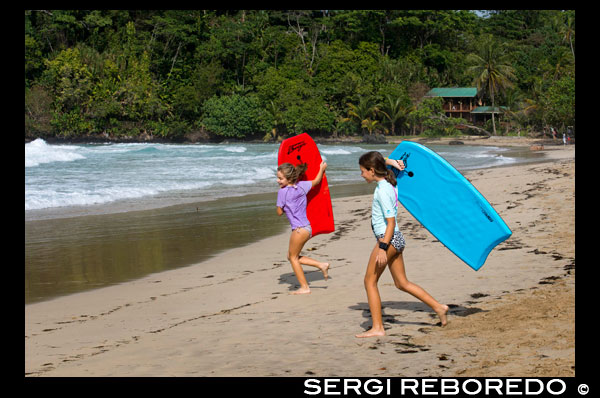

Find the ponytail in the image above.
[
  {"left": 385, "top": 168, "right": 397, "bottom": 187},
  {"left": 358, "top": 151, "right": 397, "bottom": 187},
  {"left": 277, "top": 162, "right": 308, "bottom": 184}
]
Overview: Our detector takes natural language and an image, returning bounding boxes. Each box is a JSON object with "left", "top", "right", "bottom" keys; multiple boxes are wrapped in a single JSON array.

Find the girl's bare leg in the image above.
[
  {"left": 388, "top": 251, "right": 449, "bottom": 326},
  {"left": 299, "top": 256, "right": 330, "bottom": 280},
  {"left": 355, "top": 244, "right": 388, "bottom": 337},
  {"left": 288, "top": 228, "right": 329, "bottom": 294}
]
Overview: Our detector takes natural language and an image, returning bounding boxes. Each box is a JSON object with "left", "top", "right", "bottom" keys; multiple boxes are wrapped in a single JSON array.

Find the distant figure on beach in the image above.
[
  {"left": 355, "top": 152, "right": 449, "bottom": 338},
  {"left": 562, "top": 132, "right": 567, "bottom": 145},
  {"left": 276, "top": 161, "right": 330, "bottom": 294}
]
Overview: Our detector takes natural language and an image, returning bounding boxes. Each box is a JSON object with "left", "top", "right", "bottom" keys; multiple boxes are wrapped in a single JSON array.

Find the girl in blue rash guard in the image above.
[{"left": 355, "top": 151, "right": 449, "bottom": 338}]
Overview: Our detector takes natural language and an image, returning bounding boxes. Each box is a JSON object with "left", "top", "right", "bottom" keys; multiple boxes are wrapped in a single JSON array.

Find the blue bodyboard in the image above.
[{"left": 389, "top": 141, "right": 511, "bottom": 271}]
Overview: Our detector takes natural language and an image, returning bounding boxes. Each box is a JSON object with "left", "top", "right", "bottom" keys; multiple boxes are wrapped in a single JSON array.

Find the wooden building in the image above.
[{"left": 425, "top": 87, "right": 505, "bottom": 125}]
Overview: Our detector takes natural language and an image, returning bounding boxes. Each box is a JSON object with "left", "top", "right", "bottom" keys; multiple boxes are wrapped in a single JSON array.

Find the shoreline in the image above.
[
  {"left": 25, "top": 147, "right": 566, "bottom": 304},
  {"left": 25, "top": 184, "right": 376, "bottom": 305},
  {"left": 390, "top": 135, "right": 573, "bottom": 147},
  {"left": 26, "top": 146, "right": 574, "bottom": 377},
  {"left": 25, "top": 139, "right": 557, "bottom": 222},
  {"left": 26, "top": 133, "right": 573, "bottom": 148}
]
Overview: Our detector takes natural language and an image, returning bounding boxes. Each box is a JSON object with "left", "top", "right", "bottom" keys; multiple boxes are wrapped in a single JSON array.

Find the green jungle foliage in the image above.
[{"left": 25, "top": 10, "right": 575, "bottom": 141}]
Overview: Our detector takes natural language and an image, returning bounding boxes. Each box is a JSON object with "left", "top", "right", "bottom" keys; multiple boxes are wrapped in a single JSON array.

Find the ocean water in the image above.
[
  {"left": 25, "top": 138, "right": 544, "bottom": 304},
  {"left": 25, "top": 138, "right": 527, "bottom": 216}
]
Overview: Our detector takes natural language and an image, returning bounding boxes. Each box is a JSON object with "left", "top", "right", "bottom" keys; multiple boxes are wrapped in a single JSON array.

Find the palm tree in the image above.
[
  {"left": 548, "top": 46, "right": 574, "bottom": 80},
  {"left": 346, "top": 95, "right": 381, "bottom": 135},
  {"left": 380, "top": 94, "right": 412, "bottom": 135},
  {"left": 502, "top": 88, "right": 529, "bottom": 135},
  {"left": 466, "top": 35, "right": 516, "bottom": 135},
  {"left": 263, "top": 100, "right": 285, "bottom": 142},
  {"left": 361, "top": 118, "right": 388, "bottom": 135},
  {"left": 560, "top": 13, "right": 575, "bottom": 61}
]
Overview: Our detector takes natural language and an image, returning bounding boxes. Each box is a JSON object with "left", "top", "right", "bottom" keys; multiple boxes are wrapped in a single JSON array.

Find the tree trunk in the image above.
[{"left": 491, "top": 91, "right": 497, "bottom": 136}]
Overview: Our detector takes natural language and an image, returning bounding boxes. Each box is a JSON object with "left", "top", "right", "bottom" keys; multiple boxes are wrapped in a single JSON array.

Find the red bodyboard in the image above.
[{"left": 277, "top": 133, "right": 335, "bottom": 237}]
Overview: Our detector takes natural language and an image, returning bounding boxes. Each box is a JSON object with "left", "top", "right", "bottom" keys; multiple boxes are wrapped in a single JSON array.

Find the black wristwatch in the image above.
[{"left": 379, "top": 241, "right": 390, "bottom": 251}]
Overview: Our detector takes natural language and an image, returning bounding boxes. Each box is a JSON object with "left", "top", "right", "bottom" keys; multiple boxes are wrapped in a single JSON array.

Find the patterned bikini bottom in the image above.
[{"left": 374, "top": 230, "right": 406, "bottom": 252}]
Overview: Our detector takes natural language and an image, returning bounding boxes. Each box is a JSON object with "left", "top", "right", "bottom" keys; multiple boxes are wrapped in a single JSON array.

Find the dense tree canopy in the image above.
[{"left": 25, "top": 10, "right": 575, "bottom": 141}]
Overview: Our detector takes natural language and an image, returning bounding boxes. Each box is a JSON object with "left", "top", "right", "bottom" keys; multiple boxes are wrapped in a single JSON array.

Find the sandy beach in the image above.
[{"left": 25, "top": 144, "right": 574, "bottom": 377}]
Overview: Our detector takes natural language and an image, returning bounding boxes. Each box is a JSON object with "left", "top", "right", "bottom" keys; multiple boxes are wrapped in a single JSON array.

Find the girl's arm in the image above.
[
  {"left": 276, "top": 206, "right": 284, "bottom": 216},
  {"left": 376, "top": 217, "right": 396, "bottom": 266},
  {"left": 311, "top": 161, "right": 328, "bottom": 188},
  {"left": 385, "top": 158, "right": 405, "bottom": 171}
]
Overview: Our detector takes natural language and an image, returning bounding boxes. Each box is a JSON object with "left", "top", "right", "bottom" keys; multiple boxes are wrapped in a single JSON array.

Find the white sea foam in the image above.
[
  {"left": 25, "top": 181, "right": 216, "bottom": 210},
  {"left": 320, "top": 148, "right": 352, "bottom": 155},
  {"left": 319, "top": 145, "right": 365, "bottom": 155},
  {"left": 223, "top": 146, "right": 247, "bottom": 153},
  {"left": 25, "top": 140, "right": 536, "bottom": 213},
  {"left": 25, "top": 138, "right": 85, "bottom": 167}
]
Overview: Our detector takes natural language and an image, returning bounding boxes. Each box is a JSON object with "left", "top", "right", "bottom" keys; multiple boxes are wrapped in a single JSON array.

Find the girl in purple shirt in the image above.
[{"left": 276, "top": 161, "right": 329, "bottom": 295}]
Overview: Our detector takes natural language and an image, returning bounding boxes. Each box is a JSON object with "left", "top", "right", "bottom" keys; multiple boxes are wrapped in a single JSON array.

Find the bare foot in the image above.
[
  {"left": 290, "top": 287, "right": 311, "bottom": 295},
  {"left": 319, "top": 263, "right": 330, "bottom": 280},
  {"left": 355, "top": 328, "right": 385, "bottom": 338},
  {"left": 436, "top": 304, "right": 449, "bottom": 327}
]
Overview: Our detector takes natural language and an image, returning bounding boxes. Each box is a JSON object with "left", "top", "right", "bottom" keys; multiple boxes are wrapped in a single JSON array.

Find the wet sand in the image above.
[{"left": 25, "top": 145, "right": 574, "bottom": 377}]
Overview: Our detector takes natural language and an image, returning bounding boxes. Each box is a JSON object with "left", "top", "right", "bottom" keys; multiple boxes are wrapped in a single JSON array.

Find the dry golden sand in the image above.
[
  {"left": 25, "top": 145, "right": 574, "bottom": 377},
  {"left": 412, "top": 276, "right": 574, "bottom": 377}
]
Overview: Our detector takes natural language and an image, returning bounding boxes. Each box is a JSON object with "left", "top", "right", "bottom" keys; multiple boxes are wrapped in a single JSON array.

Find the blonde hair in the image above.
[
  {"left": 359, "top": 151, "right": 397, "bottom": 187},
  {"left": 277, "top": 162, "right": 308, "bottom": 184}
]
